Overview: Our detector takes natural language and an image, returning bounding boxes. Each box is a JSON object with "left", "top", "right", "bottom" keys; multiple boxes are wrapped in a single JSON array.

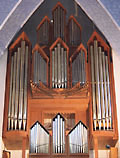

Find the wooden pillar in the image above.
[
  {"left": 22, "top": 137, "right": 27, "bottom": 158},
  {"left": 93, "top": 137, "right": 98, "bottom": 158}
]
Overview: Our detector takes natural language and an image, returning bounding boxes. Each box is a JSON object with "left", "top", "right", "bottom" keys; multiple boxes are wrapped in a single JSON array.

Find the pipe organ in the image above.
[
  {"left": 69, "top": 121, "right": 88, "bottom": 154},
  {"left": 52, "top": 113, "right": 65, "bottom": 153},
  {"left": 30, "top": 121, "right": 49, "bottom": 154},
  {"left": 8, "top": 38, "right": 30, "bottom": 131},
  {"left": 3, "top": 2, "right": 118, "bottom": 158},
  {"left": 89, "top": 38, "right": 112, "bottom": 131}
]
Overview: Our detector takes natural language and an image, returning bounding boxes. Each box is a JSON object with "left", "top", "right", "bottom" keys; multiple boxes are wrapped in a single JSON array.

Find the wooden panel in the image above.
[{"left": 110, "top": 147, "right": 118, "bottom": 158}]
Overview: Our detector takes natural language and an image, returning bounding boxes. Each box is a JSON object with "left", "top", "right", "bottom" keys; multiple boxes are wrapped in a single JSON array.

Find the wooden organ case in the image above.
[{"left": 2, "top": 2, "right": 118, "bottom": 158}]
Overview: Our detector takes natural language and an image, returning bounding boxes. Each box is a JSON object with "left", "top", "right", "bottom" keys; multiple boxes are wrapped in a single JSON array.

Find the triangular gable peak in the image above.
[
  {"left": 68, "top": 15, "right": 82, "bottom": 31},
  {"left": 52, "top": 2, "right": 66, "bottom": 13},
  {"left": 87, "top": 31, "right": 109, "bottom": 52},
  {"left": 30, "top": 120, "right": 49, "bottom": 135},
  {"left": 9, "top": 32, "right": 31, "bottom": 52},
  {"left": 50, "top": 37, "right": 69, "bottom": 52},
  {"left": 36, "top": 16, "right": 50, "bottom": 31}
]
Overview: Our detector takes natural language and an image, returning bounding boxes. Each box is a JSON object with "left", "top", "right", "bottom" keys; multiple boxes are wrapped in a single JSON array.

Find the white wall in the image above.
[
  {"left": 112, "top": 49, "right": 120, "bottom": 158},
  {"left": 0, "top": 50, "right": 7, "bottom": 158}
]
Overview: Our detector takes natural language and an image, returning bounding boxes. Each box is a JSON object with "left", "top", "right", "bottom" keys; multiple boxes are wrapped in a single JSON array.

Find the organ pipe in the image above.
[
  {"left": 14, "top": 48, "right": 21, "bottom": 130},
  {"left": 94, "top": 40, "right": 101, "bottom": 130},
  {"left": 8, "top": 57, "right": 14, "bottom": 130}
]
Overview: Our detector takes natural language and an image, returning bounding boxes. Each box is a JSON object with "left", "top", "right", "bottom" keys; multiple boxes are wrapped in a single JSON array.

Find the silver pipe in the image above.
[
  {"left": 23, "top": 46, "right": 28, "bottom": 131},
  {"left": 55, "top": 47, "right": 58, "bottom": 88},
  {"left": 53, "top": 120, "right": 55, "bottom": 153},
  {"left": 14, "top": 48, "right": 21, "bottom": 130},
  {"left": 57, "top": 114, "right": 60, "bottom": 153},
  {"left": 94, "top": 40, "right": 101, "bottom": 130},
  {"left": 90, "top": 45, "right": 97, "bottom": 130},
  {"left": 61, "top": 47, "right": 64, "bottom": 88},
  {"left": 98, "top": 47, "right": 105, "bottom": 130},
  {"left": 63, "top": 120, "right": 65, "bottom": 153},
  {"left": 105, "top": 55, "right": 112, "bottom": 129},
  {"left": 18, "top": 40, "right": 25, "bottom": 130},
  {"left": 43, "top": 57, "right": 46, "bottom": 85},
  {"left": 102, "top": 51, "right": 109, "bottom": 129},
  {"left": 11, "top": 52, "right": 17, "bottom": 130},
  {"left": 57, "top": 43, "right": 61, "bottom": 88},
  {"left": 55, "top": 118, "right": 58, "bottom": 153},
  {"left": 83, "top": 50, "right": 86, "bottom": 84},
  {"left": 52, "top": 50, "right": 55, "bottom": 88},
  {"left": 60, "top": 118, "right": 63, "bottom": 153},
  {"left": 8, "top": 56, "right": 14, "bottom": 130},
  {"left": 58, "top": 6, "right": 60, "bottom": 37},
  {"left": 64, "top": 50, "right": 67, "bottom": 88}
]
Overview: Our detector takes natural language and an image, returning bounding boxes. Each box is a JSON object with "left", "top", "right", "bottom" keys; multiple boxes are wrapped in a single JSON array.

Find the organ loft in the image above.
[{"left": 2, "top": 1, "right": 118, "bottom": 158}]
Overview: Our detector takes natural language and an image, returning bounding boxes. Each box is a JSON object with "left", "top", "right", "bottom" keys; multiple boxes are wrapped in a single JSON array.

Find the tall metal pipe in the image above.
[
  {"left": 52, "top": 50, "right": 55, "bottom": 88},
  {"left": 98, "top": 47, "right": 105, "bottom": 130},
  {"left": 14, "top": 48, "right": 21, "bottom": 130},
  {"left": 102, "top": 51, "right": 109, "bottom": 129},
  {"left": 105, "top": 55, "right": 112, "bottom": 129},
  {"left": 64, "top": 50, "right": 67, "bottom": 88},
  {"left": 18, "top": 40, "right": 25, "bottom": 130},
  {"left": 90, "top": 45, "right": 97, "bottom": 130},
  {"left": 94, "top": 40, "right": 101, "bottom": 130},
  {"left": 55, "top": 47, "right": 58, "bottom": 88},
  {"left": 23, "top": 46, "right": 28, "bottom": 130},
  {"left": 57, "top": 43, "right": 61, "bottom": 88},
  {"left": 8, "top": 57, "right": 14, "bottom": 130},
  {"left": 11, "top": 52, "right": 17, "bottom": 130}
]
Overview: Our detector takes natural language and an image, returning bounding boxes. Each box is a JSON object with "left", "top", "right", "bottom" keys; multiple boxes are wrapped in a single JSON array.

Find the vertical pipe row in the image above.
[
  {"left": 8, "top": 40, "right": 29, "bottom": 130},
  {"left": 52, "top": 44, "right": 67, "bottom": 88},
  {"left": 69, "top": 121, "right": 88, "bottom": 153},
  {"left": 90, "top": 41, "right": 112, "bottom": 130},
  {"left": 53, "top": 114, "right": 65, "bottom": 153},
  {"left": 38, "top": 20, "right": 49, "bottom": 45},
  {"left": 69, "top": 19, "right": 80, "bottom": 45},
  {"left": 53, "top": 7, "right": 65, "bottom": 40},
  {"left": 72, "top": 50, "right": 86, "bottom": 86},
  {"left": 30, "top": 122, "right": 49, "bottom": 153},
  {"left": 33, "top": 51, "right": 47, "bottom": 85}
]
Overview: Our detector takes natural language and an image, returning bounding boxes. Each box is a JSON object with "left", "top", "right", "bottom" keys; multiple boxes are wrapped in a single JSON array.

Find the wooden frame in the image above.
[
  {"left": 32, "top": 44, "right": 49, "bottom": 87},
  {"left": 49, "top": 37, "right": 69, "bottom": 88},
  {"left": 70, "top": 43, "right": 88, "bottom": 88}
]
